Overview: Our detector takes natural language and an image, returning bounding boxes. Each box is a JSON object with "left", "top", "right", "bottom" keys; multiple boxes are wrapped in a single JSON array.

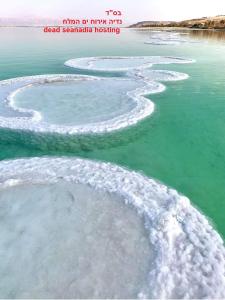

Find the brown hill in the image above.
[{"left": 130, "top": 16, "right": 225, "bottom": 30}]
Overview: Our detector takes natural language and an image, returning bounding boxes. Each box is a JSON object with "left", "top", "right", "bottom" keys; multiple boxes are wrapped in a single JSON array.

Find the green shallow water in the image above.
[{"left": 0, "top": 28, "right": 225, "bottom": 237}]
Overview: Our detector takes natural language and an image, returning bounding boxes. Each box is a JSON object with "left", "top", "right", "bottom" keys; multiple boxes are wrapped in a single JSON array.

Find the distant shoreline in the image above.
[
  {"left": 0, "top": 25, "right": 126, "bottom": 28},
  {"left": 0, "top": 26, "right": 224, "bottom": 32},
  {"left": 129, "top": 16, "right": 225, "bottom": 30},
  {"left": 128, "top": 27, "right": 225, "bottom": 32}
]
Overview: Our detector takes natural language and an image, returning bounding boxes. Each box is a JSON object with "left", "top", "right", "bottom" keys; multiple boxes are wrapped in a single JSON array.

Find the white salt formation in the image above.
[
  {"left": 0, "top": 157, "right": 224, "bottom": 299},
  {"left": 145, "top": 31, "right": 190, "bottom": 45},
  {"left": 64, "top": 55, "right": 194, "bottom": 72},
  {"left": 0, "top": 182, "right": 151, "bottom": 298},
  {"left": 0, "top": 56, "right": 193, "bottom": 134},
  {"left": 132, "top": 69, "right": 189, "bottom": 82},
  {"left": 0, "top": 74, "right": 154, "bottom": 134}
]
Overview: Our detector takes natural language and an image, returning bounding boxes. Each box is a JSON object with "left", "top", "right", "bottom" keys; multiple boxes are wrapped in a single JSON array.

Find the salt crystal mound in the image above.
[
  {"left": 0, "top": 157, "right": 225, "bottom": 299},
  {"left": 64, "top": 56, "right": 194, "bottom": 73},
  {"left": 0, "top": 74, "right": 157, "bottom": 134}
]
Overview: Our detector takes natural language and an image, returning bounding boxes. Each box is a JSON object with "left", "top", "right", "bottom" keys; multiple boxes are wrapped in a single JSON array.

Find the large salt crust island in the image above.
[
  {"left": 0, "top": 157, "right": 224, "bottom": 299},
  {"left": 0, "top": 56, "right": 193, "bottom": 135},
  {"left": 64, "top": 55, "right": 194, "bottom": 72},
  {"left": 0, "top": 74, "right": 155, "bottom": 134}
]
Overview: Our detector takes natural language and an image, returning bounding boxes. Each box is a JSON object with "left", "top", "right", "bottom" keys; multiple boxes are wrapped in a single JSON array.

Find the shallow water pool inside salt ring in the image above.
[
  {"left": 0, "top": 182, "right": 152, "bottom": 299},
  {"left": 0, "top": 74, "right": 155, "bottom": 134},
  {"left": 12, "top": 79, "right": 141, "bottom": 126}
]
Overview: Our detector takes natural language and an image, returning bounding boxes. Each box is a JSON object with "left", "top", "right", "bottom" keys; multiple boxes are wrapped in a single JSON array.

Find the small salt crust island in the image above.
[
  {"left": 0, "top": 56, "right": 193, "bottom": 135},
  {"left": 0, "top": 157, "right": 224, "bottom": 298},
  {"left": 144, "top": 31, "right": 190, "bottom": 46}
]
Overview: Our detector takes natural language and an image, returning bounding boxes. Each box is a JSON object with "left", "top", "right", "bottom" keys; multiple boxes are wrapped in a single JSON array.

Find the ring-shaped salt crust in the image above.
[
  {"left": 0, "top": 157, "right": 224, "bottom": 298},
  {"left": 64, "top": 55, "right": 194, "bottom": 72},
  {"left": 0, "top": 57, "right": 192, "bottom": 135},
  {"left": 0, "top": 74, "right": 157, "bottom": 134}
]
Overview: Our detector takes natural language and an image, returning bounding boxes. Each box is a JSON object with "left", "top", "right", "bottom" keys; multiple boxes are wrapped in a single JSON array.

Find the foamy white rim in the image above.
[
  {"left": 64, "top": 56, "right": 195, "bottom": 72},
  {"left": 0, "top": 157, "right": 224, "bottom": 298}
]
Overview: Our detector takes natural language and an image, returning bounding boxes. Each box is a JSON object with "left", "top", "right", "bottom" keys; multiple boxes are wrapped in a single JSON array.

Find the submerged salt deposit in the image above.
[
  {"left": 0, "top": 157, "right": 225, "bottom": 299},
  {"left": 0, "top": 56, "right": 193, "bottom": 135}
]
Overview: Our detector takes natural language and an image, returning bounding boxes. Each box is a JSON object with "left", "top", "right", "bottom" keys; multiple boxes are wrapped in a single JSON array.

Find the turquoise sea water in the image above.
[{"left": 0, "top": 27, "right": 225, "bottom": 237}]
